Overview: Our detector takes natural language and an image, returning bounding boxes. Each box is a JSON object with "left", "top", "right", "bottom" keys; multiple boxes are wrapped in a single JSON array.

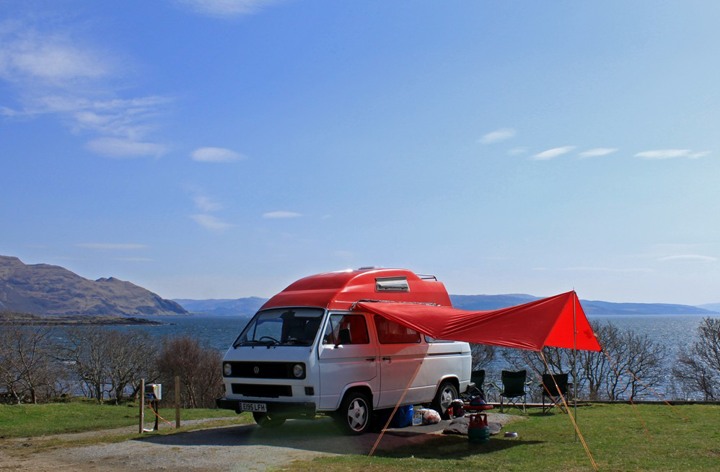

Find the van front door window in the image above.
[{"left": 323, "top": 314, "right": 370, "bottom": 345}]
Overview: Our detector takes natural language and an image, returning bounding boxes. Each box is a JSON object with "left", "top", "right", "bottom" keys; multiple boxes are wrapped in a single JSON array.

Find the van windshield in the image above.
[{"left": 233, "top": 308, "right": 324, "bottom": 348}]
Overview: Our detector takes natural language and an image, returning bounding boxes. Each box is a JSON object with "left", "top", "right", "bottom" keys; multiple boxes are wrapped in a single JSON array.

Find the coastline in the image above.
[{"left": 0, "top": 312, "right": 163, "bottom": 326}]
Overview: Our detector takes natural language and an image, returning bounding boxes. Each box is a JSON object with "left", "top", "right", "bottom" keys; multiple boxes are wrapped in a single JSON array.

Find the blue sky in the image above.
[{"left": 2, "top": 0, "right": 720, "bottom": 304}]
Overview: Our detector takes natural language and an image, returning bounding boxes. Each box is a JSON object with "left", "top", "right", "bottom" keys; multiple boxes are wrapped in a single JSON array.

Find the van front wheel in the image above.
[
  {"left": 253, "top": 412, "right": 285, "bottom": 428},
  {"left": 432, "top": 381, "right": 458, "bottom": 419},
  {"left": 337, "top": 391, "right": 372, "bottom": 435}
]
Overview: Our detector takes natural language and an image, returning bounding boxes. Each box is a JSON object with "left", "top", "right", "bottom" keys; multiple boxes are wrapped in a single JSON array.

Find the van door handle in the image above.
[
  {"left": 366, "top": 357, "right": 376, "bottom": 362},
  {"left": 382, "top": 357, "right": 392, "bottom": 363}
]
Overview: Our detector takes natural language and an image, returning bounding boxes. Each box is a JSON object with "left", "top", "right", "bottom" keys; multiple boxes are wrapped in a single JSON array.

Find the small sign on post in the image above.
[
  {"left": 139, "top": 380, "right": 162, "bottom": 433},
  {"left": 145, "top": 383, "right": 162, "bottom": 432}
]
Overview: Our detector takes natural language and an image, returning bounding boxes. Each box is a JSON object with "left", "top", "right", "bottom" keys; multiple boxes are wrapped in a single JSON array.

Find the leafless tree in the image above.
[
  {"left": 596, "top": 323, "right": 631, "bottom": 400},
  {"left": 470, "top": 343, "right": 496, "bottom": 370},
  {"left": 576, "top": 322, "right": 617, "bottom": 400},
  {"left": 0, "top": 326, "right": 61, "bottom": 404},
  {"left": 156, "top": 336, "right": 223, "bottom": 408},
  {"left": 59, "top": 327, "right": 107, "bottom": 401},
  {"left": 673, "top": 317, "right": 720, "bottom": 400},
  {"left": 105, "top": 330, "right": 158, "bottom": 404},
  {"left": 59, "top": 327, "right": 157, "bottom": 403},
  {"left": 622, "top": 330, "right": 667, "bottom": 400},
  {"left": 576, "top": 321, "right": 667, "bottom": 401},
  {"left": 500, "top": 320, "right": 667, "bottom": 401}
]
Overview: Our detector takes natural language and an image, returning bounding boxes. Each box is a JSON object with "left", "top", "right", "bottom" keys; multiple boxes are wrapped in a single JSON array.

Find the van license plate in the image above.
[{"left": 240, "top": 402, "right": 267, "bottom": 413}]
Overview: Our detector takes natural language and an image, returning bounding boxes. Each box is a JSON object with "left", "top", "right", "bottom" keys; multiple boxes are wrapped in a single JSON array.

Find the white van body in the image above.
[{"left": 216, "top": 268, "right": 472, "bottom": 434}]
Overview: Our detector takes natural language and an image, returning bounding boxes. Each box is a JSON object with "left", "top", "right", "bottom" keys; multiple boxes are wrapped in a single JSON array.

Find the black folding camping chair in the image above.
[
  {"left": 499, "top": 370, "right": 528, "bottom": 413},
  {"left": 540, "top": 372, "right": 570, "bottom": 413},
  {"left": 469, "top": 369, "right": 486, "bottom": 398}
]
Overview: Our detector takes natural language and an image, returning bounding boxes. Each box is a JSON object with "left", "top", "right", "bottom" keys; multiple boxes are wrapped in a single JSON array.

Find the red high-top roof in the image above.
[{"left": 260, "top": 268, "right": 452, "bottom": 311}]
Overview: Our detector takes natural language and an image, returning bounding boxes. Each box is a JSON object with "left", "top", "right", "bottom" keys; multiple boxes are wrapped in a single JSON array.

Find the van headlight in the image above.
[
  {"left": 292, "top": 364, "right": 305, "bottom": 378},
  {"left": 223, "top": 363, "right": 232, "bottom": 376}
]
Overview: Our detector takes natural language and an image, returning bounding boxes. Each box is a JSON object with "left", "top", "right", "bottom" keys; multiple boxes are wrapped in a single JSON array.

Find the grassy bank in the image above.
[
  {"left": 291, "top": 404, "right": 720, "bottom": 472},
  {"left": 0, "top": 399, "right": 248, "bottom": 438}
]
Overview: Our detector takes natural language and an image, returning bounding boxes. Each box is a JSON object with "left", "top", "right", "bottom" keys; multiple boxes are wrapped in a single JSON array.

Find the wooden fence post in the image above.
[
  {"left": 139, "top": 378, "right": 145, "bottom": 434},
  {"left": 175, "top": 375, "right": 181, "bottom": 428}
]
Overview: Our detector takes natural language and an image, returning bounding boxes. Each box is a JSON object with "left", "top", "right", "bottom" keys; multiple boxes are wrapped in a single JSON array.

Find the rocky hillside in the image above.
[{"left": 0, "top": 255, "right": 187, "bottom": 317}]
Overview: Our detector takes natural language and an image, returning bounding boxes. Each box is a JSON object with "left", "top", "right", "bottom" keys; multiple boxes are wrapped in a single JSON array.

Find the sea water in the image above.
[
  {"left": 589, "top": 313, "right": 711, "bottom": 359},
  {"left": 108, "top": 315, "right": 252, "bottom": 352},
  {"left": 102, "top": 313, "right": 716, "bottom": 355},
  {"left": 52, "top": 313, "right": 718, "bottom": 399}
]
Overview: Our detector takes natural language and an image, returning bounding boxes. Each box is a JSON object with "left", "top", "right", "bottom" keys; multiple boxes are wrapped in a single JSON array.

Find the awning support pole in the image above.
[{"left": 573, "top": 290, "right": 578, "bottom": 442}]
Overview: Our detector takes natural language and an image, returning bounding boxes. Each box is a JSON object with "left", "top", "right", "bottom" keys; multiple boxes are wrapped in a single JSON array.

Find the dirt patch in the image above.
[{"left": 0, "top": 413, "right": 522, "bottom": 472}]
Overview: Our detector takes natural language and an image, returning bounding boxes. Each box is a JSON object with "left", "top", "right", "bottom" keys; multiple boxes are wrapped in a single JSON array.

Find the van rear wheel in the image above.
[
  {"left": 253, "top": 412, "right": 285, "bottom": 428},
  {"left": 337, "top": 391, "right": 372, "bottom": 435},
  {"left": 432, "top": 381, "right": 458, "bottom": 419}
]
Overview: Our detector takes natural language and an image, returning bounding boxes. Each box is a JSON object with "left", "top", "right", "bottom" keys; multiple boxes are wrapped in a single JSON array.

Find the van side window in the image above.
[
  {"left": 323, "top": 314, "right": 370, "bottom": 345},
  {"left": 374, "top": 315, "right": 421, "bottom": 344}
]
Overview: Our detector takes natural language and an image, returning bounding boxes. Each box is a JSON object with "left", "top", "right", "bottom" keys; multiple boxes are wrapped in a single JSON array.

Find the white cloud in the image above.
[
  {"left": 635, "top": 149, "right": 710, "bottom": 159},
  {"left": 0, "top": 21, "right": 170, "bottom": 157},
  {"left": 0, "top": 105, "right": 20, "bottom": 117},
  {"left": 2, "top": 94, "right": 172, "bottom": 144},
  {"left": 194, "top": 195, "right": 223, "bottom": 212},
  {"left": 579, "top": 148, "right": 618, "bottom": 158},
  {"left": 70, "top": 96, "right": 171, "bottom": 137},
  {"left": 191, "top": 214, "right": 234, "bottom": 231},
  {"left": 691, "top": 151, "right": 712, "bottom": 159},
  {"left": 531, "top": 146, "right": 576, "bottom": 160},
  {"left": 479, "top": 128, "right": 516, "bottom": 144},
  {"left": 77, "top": 243, "right": 147, "bottom": 250},
  {"left": 191, "top": 147, "right": 245, "bottom": 163},
  {"left": 176, "top": 0, "right": 281, "bottom": 17},
  {"left": 658, "top": 254, "right": 717, "bottom": 263},
  {"left": 0, "top": 27, "right": 109, "bottom": 84},
  {"left": 263, "top": 211, "right": 302, "bottom": 219},
  {"left": 85, "top": 137, "right": 167, "bottom": 158}
]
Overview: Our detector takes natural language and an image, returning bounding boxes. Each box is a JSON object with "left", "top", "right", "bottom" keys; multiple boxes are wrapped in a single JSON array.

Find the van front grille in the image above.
[
  {"left": 225, "top": 362, "right": 305, "bottom": 379},
  {"left": 231, "top": 383, "right": 292, "bottom": 398}
]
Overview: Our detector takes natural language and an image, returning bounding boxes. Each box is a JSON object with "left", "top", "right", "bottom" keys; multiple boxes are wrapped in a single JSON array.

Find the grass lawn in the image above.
[
  {"left": 2, "top": 402, "right": 718, "bottom": 470},
  {"left": 0, "top": 399, "right": 250, "bottom": 438},
  {"left": 289, "top": 404, "right": 720, "bottom": 472}
]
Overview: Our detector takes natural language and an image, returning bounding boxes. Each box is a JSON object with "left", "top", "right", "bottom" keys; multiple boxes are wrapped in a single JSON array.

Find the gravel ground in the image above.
[{"left": 0, "top": 413, "right": 521, "bottom": 472}]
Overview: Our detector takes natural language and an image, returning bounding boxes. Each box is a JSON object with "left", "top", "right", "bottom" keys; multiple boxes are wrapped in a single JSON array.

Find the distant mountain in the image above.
[
  {"left": 9, "top": 251, "right": 711, "bottom": 319},
  {"left": 0, "top": 255, "right": 187, "bottom": 317},
  {"left": 178, "top": 294, "right": 542, "bottom": 316},
  {"left": 451, "top": 294, "right": 538, "bottom": 310},
  {"left": 698, "top": 303, "right": 720, "bottom": 312},
  {"left": 450, "top": 294, "right": 717, "bottom": 315},
  {"left": 581, "top": 300, "right": 716, "bottom": 315},
  {"left": 174, "top": 293, "right": 716, "bottom": 317},
  {"left": 174, "top": 297, "right": 267, "bottom": 316}
]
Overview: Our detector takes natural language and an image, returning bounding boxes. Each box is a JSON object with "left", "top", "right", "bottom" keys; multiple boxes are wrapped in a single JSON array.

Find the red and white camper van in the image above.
[{"left": 216, "top": 268, "right": 472, "bottom": 434}]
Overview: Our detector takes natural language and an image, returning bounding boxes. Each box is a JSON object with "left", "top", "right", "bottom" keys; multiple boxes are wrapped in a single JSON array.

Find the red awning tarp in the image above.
[{"left": 357, "top": 290, "right": 601, "bottom": 352}]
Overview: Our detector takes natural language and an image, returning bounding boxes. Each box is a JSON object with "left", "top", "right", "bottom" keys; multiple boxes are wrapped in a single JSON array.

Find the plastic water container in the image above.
[
  {"left": 412, "top": 408, "right": 423, "bottom": 426},
  {"left": 391, "top": 405, "right": 414, "bottom": 428}
]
